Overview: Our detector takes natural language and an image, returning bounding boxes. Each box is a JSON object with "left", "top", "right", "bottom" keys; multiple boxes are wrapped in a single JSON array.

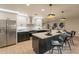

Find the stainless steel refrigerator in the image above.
[{"left": 0, "top": 18, "right": 16, "bottom": 47}]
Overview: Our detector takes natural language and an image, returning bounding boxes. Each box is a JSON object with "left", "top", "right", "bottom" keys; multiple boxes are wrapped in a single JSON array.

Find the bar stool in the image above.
[
  {"left": 70, "top": 31, "right": 76, "bottom": 45},
  {"left": 50, "top": 35, "right": 64, "bottom": 54},
  {"left": 50, "top": 33, "right": 72, "bottom": 54}
]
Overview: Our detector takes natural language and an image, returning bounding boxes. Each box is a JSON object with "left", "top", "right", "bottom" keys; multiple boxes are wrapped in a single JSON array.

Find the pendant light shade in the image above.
[
  {"left": 47, "top": 14, "right": 55, "bottom": 19},
  {"left": 60, "top": 17, "right": 66, "bottom": 22},
  {"left": 60, "top": 11, "right": 66, "bottom": 22},
  {"left": 47, "top": 4, "right": 55, "bottom": 19}
]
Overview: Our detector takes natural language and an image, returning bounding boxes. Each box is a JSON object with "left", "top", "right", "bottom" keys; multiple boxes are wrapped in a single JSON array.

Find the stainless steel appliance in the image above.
[{"left": 0, "top": 19, "right": 16, "bottom": 47}]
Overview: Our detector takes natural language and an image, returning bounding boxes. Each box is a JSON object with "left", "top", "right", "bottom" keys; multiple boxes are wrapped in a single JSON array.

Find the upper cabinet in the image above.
[
  {"left": 17, "top": 15, "right": 27, "bottom": 27},
  {"left": 17, "top": 14, "right": 43, "bottom": 30}
]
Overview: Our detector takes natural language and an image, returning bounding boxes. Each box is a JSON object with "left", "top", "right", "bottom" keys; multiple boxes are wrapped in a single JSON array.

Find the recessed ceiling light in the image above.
[{"left": 41, "top": 9, "right": 45, "bottom": 11}]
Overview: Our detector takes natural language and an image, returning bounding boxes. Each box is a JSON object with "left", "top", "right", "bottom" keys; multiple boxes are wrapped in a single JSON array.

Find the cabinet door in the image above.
[{"left": 17, "top": 15, "right": 27, "bottom": 27}]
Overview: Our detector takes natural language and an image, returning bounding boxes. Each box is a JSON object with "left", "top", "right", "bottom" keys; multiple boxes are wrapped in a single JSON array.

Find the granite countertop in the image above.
[
  {"left": 17, "top": 27, "right": 49, "bottom": 32},
  {"left": 17, "top": 29, "right": 31, "bottom": 32},
  {"left": 32, "top": 30, "right": 64, "bottom": 39}
]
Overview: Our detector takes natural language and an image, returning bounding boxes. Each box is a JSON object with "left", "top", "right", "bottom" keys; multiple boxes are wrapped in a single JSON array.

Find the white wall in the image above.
[
  {"left": 45, "top": 18, "right": 79, "bottom": 36},
  {"left": 65, "top": 18, "right": 79, "bottom": 36}
]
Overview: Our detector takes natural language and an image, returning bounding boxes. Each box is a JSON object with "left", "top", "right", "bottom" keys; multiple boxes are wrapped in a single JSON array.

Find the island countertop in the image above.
[
  {"left": 32, "top": 30, "right": 65, "bottom": 39},
  {"left": 17, "top": 29, "right": 49, "bottom": 33}
]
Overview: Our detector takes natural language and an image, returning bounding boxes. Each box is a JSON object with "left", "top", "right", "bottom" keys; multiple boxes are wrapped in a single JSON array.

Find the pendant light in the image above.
[
  {"left": 60, "top": 11, "right": 66, "bottom": 22},
  {"left": 47, "top": 4, "right": 55, "bottom": 19}
]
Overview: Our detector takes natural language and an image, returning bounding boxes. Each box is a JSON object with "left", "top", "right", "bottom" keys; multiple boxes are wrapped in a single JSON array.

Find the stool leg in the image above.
[
  {"left": 57, "top": 46, "right": 60, "bottom": 54},
  {"left": 71, "top": 39, "right": 74, "bottom": 45},
  {"left": 49, "top": 47, "right": 51, "bottom": 53},
  {"left": 68, "top": 41, "right": 71, "bottom": 51},
  {"left": 59, "top": 47, "right": 62, "bottom": 54},
  {"left": 49, "top": 50, "right": 51, "bottom": 53},
  {"left": 61, "top": 45, "right": 64, "bottom": 50},
  {"left": 58, "top": 46, "right": 62, "bottom": 54},
  {"left": 51, "top": 46, "right": 54, "bottom": 54}
]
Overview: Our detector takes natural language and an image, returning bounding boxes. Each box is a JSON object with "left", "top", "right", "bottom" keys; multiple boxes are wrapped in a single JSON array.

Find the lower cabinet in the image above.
[{"left": 17, "top": 32, "right": 30, "bottom": 42}]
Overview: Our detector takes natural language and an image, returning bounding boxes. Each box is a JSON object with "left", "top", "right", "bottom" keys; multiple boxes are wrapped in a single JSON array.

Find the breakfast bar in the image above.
[{"left": 32, "top": 30, "right": 64, "bottom": 54}]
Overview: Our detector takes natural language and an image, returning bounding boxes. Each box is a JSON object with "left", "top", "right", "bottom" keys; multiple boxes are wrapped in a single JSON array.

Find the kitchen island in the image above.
[{"left": 32, "top": 30, "right": 64, "bottom": 54}]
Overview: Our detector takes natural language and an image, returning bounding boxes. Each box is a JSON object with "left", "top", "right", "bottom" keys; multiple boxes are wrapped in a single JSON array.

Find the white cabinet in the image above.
[
  {"left": 17, "top": 15, "right": 27, "bottom": 27},
  {"left": 17, "top": 15, "right": 30, "bottom": 31},
  {"left": 17, "top": 15, "right": 43, "bottom": 30}
]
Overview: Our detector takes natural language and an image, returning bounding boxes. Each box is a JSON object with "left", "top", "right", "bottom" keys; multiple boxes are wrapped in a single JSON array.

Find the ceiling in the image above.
[{"left": 0, "top": 4, "right": 79, "bottom": 20}]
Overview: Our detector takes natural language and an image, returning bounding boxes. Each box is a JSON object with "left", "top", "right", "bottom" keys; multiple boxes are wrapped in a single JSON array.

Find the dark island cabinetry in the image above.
[{"left": 32, "top": 36, "right": 51, "bottom": 54}]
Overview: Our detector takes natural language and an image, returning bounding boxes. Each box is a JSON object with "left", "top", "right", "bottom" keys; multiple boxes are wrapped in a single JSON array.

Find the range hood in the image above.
[{"left": 26, "top": 16, "right": 35, "bottom": 26}]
